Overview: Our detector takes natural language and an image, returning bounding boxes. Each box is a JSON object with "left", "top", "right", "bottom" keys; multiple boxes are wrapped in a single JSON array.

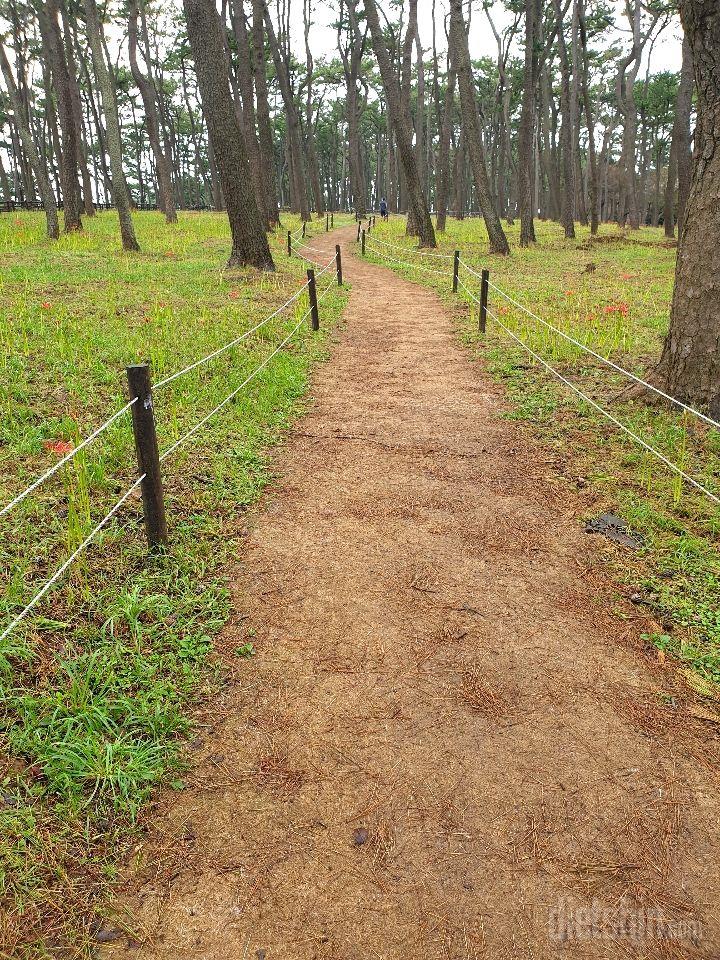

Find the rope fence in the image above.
[
  {"left": 358, "top": 227, "right": 720, "bottom": 510},
  {"left": 1, "top": 240, "right": 345, "bottom": 643}
]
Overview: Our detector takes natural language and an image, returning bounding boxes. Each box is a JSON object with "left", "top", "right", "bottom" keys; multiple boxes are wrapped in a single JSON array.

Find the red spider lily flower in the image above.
[
  {"left": 229, "top": 290, "right": 240, "bottom": 299},
  {"left": 43, "top": 439, "right": 74, "bottom": 456},
  {"left": 41, "top": 301, "right": 52, "bottom": 310},
  {"left": 14, "top": 218, "right": 22, "bottom": 227},
  {"left": 565, "top": 290, "right": 576, "bottom": 296},
  {"left": 620, "top": 273, "right": 634, "bottom": 280}
]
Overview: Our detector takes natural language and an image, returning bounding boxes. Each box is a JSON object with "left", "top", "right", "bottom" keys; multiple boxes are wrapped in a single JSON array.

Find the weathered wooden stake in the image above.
[
  {"left": 361, "top": 229, "right": 366, "bottom": 255},
  {"left": 307, "top": 268, "right": 320, "bottom": 330},
  {"left": 453, "top": 250, "right": 460, "bottom": 293},
  {"left": 335, "top": 244, "right": 343, "bottom": 285},
  {"left": 302, "top": 221, "right": 306, "bottom": 238},
  {"left": 326, "top": 213, "right": 329, "bottom": 232},
  {"left": 287, "top": 230, "right": 291, "bottom": 256},
  {"left": 331, "top": 212, "right": 334, "bottom": 228},
  {"left": 479, "top": 269, "right": 490, "bottom": 334},
  {"left": 356, "top": 222, "right": 361, "bottom": 242},
  {"left": 126, "top": 364, "right": 168, "bottom": 551}
]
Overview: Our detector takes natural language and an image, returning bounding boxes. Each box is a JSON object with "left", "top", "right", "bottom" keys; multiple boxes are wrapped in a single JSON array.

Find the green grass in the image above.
[
  {"left": 0, "top": 209, "right": 350, "bottom": 957},
  {"left": 366, "top": 215, "right": 720, "bottom": 697}
]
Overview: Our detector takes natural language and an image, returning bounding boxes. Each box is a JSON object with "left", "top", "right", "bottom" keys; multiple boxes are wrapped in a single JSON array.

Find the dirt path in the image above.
[{"left": 108, "top": 226, "right": 720, "bottom": 959}]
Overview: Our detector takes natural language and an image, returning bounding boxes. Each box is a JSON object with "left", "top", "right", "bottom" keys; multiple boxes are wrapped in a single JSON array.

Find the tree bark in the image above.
[
  {"left": 83, "top": 0, "right": 139, "bottom": 250},
  {"left": 436, "top": 62, "right": 456, "bottom": 232},
  {"left": 578, "top": 0, "right": 598, "bottom": 234},
  {"left": 184, "top": 0, "right": 274, "bottom": 269},
  {"left": 449, "top": 0, "right": 509, "bottom": 254},
  {"left": 250, "top": 0, "right": 280, "bottom": 227},
  {"left": 302, "top": 0, "right": 324, "bottom": 217},
  {"left": 660, "top": 0, "right": 719, "bottom": 412},
  {"left": 339, "top": 0, "right": 367, "bottom": 218},
  {"left": 38, "top": 0, "right": 82, "bottom": 231},
  {"left": 518, "top": 0, "right": 540, "bottom": 245},
  {"left": 363, "top": 0, "right": 435, "bottom": 246},
  {"left": 553, "top": 0, "right": 575, "bottom": 238}
]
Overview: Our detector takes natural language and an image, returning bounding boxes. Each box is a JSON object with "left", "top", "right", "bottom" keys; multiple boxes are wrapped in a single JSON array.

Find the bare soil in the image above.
[{"left": 104, "top": 226, "right": 720, "bottom": 959}]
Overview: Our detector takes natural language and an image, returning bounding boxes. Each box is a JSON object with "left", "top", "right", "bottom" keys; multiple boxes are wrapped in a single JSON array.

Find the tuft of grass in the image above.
[
  {"left": 0, "top": 210, "right": 349, "bottom": 955},
  {"left": 369, "top": 215, "right": 720, "bottom": 695}
]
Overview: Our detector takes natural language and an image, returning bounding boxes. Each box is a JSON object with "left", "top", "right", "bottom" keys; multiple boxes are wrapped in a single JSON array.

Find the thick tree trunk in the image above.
[
  {"left": 38, "top": 0, "right": 82, "bottom": 231},
  {"left": 660, "top": 1, "right": 719, "bottom": 412},
  {"left": 0, "top": 40, "right": 59, "bottom": 237},
  {"left": 663, "top": 35, "right": 694, "bottom": 238},
  {"left": 62, "top": 8, "right": 95, "bottom": 216},
  {"left": 363, "top": 0, "right": 435, "bottom": 246},
  {"left": 449, "top": 0, "right": 509, "bottom": 254},
  {"left": 84, "top": 0, "right": 139, "bottom": 250},
  {"left": 302, "top": 0, "right": 324, "bottom": 217},
  {"left": 184, "top": 0, "right": 273, "bottom": 269},
  {"left": 129, "top": 0, "right": 176, "bottom": 223}
]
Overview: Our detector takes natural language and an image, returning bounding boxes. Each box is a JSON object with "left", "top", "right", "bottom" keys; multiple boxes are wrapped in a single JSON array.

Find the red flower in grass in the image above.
[
  {"left": 229, "top": 290, "right": 240, "bottom": 300},
  {"left": 41, "top": 301, "right": 52, "bottom": 310},
  {"left": 43, "top": 439, "right": 74, "bottom": 456},
  {"left": 14, "top": 218, "right": 22, "bottom": 227},
  {"left": 620, "top": 273, "right": 634, "bottom": 280},
  {"left": 565, "top": 290, "right": 576, "bottom": 296},
  {"left": 604, "top": 303, "right": 629, "bottom": 316}
]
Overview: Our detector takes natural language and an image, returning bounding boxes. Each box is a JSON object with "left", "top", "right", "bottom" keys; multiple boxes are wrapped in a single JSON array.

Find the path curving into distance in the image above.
[{"left": 105, "top": 224, "right": 720, "bottom": 959}]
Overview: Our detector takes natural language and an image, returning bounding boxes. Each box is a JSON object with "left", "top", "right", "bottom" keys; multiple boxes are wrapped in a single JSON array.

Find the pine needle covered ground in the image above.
[{"left": 366, "top": 216, "right": 720, "bottom": 695}]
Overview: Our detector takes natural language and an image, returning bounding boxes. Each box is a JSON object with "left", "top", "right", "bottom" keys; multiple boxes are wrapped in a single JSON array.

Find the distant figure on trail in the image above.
[{"left": 380, "top": 197, "right": 388, "bottom": 221}]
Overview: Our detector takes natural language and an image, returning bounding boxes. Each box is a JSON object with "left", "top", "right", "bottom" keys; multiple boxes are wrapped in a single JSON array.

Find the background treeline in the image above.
[{"left": 0, "top": 0, "right": 690, "bottom": 236}]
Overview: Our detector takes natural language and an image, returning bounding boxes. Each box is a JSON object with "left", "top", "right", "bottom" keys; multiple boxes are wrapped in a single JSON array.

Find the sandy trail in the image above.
[{"left": 106, "top": 226, "right": 720, "bottom": 959}]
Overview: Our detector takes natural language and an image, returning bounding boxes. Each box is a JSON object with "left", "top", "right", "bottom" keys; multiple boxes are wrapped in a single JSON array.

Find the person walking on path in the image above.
[{"left": 380, "top": 196, "right": 388, "bottom": 220}]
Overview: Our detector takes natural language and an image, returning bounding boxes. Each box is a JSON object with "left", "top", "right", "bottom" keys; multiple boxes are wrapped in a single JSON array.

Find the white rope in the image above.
[
  {"left": 459, "top": 259, "right": 720, "bottom": 433},
  {"left": 317, "top": 275, "right": 338, "bottom": 303},
  {"left": 369, "top": 234, "right": 454, "bottom": 260},
  {"left": 315, "top": 254, "right": 338, "bottom": 279},
  {"left": 0, "top": 474, "right": 146, "bottom": 644},
  {"left": 0, "top": 400, "right": 136, "bottom": 519},
  {"left": 296, "top": 240, "right": 325, "bottom": 255},
  {"left": 154, "top": 279, "right": 311, "bottom": 390},
  {"left": 481, "top": 302, "right": 720, "bottom": 506},
  {"left": 366, "top": 240, "right": 449, "bottom": 276},
  {"left": 159, "top": 313, "right": 308, "bottom": 464}
]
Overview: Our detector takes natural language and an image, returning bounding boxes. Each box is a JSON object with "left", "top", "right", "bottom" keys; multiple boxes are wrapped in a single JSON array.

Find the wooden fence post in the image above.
[
  {"left": 361, "top": 229, "right": 366, "bottom": 255},
  {"left": 302, "top": 221, "right": 306, "bottom": 238},
  {"left": 307, "top": 268, "right": 320, "bottom": 331},
  {"left": 479, "top": 269, "right": 490, "bottom": 334},
  {"left": 357, "top": 222, "right": 361, "bottom": 242},
  {"left": 335, "top": 244, "right": 343, "bottom": 285},
  {"left": 287, "top": 230, "right": 291, "bottom": 256},
  {"left": 453, "top": 250, "right": 460, "bottom": 293},
  {"left": 326, "top": 213, "right": 329, "bottom": 232},
  {"left": 331, "top": 212, "right": 334, "bottom": 228},
  {"left": 126, "top": 364, "right": 168, "bottom": 551}
]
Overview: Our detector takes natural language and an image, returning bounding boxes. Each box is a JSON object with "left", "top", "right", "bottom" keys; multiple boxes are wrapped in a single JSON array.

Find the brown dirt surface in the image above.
[{"left": 102, "top": 226, "right": 720, "bottom": 960}]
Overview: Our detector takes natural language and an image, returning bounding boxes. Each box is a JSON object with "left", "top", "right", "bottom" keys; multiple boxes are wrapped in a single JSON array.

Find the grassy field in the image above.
[
  {"left": 365, "top": 216, "right": 720, "bottom": 697},
  {"left": 0, "top": 210, "right": 349, "bottom": 957}
]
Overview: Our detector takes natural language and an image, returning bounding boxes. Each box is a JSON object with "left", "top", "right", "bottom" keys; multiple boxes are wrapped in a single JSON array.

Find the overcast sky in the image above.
[{"left": 288, "top": 0, "right": 684, "bottom": 73}]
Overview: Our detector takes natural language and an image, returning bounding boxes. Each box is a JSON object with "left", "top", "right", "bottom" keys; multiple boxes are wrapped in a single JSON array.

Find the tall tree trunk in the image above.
[
  {"left": 660, "top": 0, "right": 718, "bottom": 411},
  {"left": 0, "top": 40, "right": 59, "bottom": 237},
  {"left": 663, "top": 35, "right": 694, "bottom": 238},
  {"left": 518, "top": 0, "right": 540, "bottom": 245},
  {"left": 62, "top": 8, "right": 95, "bottom": 215},
  {"left": 83, "top": 0, "right": 139, "bottom": 250},
  {"left": 449, "top": 0, "right": 510, "bottom": 254},
  {"left": 262, "top": 2, "right": 310, "bottom": 222},
  {"left": 184, "top": 0, "right": 273, "bottom": 269},
  {"left": 578, "top": 0, "right": 598, "bottom": 234},
  {"left": 38, "top": 0, "right": 82, "bottom": 231},
  {"left": 302, "top": 0, "right": 324, "bottom": 217},
  {"left": 436, "top": 63, "right": 456, "bottom": 232},
  {"left": 363, "top": 0, "right": 435, "bottom": 246},
  {"left": 553, "top": 0, "right": 575, "bottom": 238},
  {"left": 250, "top": 0, "right": 280, "bottom": 226},
  {"left": 128, "top": 0, "right": 176, "bottom": 223},
  {"left": 229, "top": 0, "right": 268, "bottom": 227}
]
